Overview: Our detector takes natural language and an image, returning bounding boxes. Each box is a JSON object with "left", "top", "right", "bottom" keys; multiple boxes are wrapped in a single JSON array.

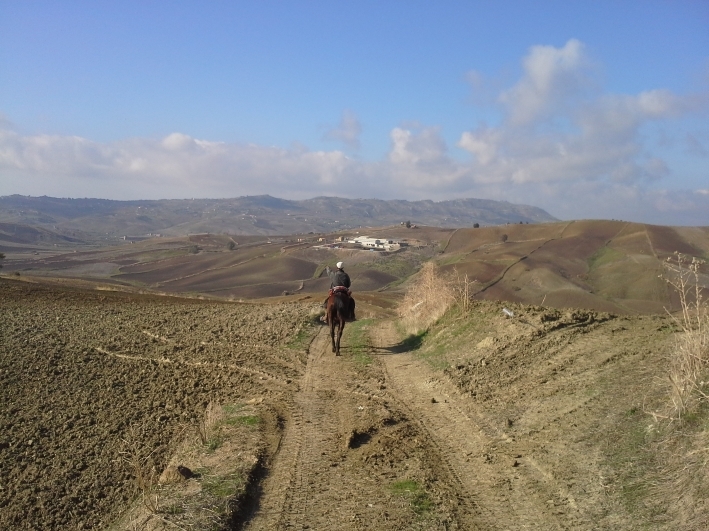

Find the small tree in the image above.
[
  {"left": 473, "top": 223, "right": 480, "bottom": 228},
  {"left": 501, "top": 234, "right": 508, "bottom": 243},
  {"left": 405, "top": 220, "right": 411, "bottom": 228},
  {"left": 227, "top": 241, "right": 236, "bottom": 250},
  {"left": 0, "top": 252, "right": 4, "bottom": 268}
]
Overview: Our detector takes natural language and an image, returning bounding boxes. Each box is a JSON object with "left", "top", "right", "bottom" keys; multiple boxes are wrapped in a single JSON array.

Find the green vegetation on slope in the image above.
[{"left": 587, "top": 246, "right": 625, "bottom": 271}]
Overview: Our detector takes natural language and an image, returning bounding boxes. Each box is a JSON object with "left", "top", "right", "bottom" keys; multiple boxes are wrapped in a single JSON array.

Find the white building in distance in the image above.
[{"left": 347, "top": 236, "right": 402, "bottom": 251}]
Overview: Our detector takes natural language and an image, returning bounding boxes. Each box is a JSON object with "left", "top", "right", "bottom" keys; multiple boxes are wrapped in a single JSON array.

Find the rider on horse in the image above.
[{"left": 325, "top": 261, "right": 356, "bottom": 320}]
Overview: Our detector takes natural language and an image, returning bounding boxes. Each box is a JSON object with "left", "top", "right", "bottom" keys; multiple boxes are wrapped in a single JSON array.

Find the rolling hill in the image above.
[
  {"left": 0, "top": 194, "right": 556, "bottom": 243},
  {"left": 2, "top": 220, "right": 707, "bottom": 315}
]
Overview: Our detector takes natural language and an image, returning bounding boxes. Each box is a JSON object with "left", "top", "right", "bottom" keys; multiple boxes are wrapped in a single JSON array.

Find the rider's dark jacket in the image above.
[{"left": 328, "top": 267, "right": 351, "bottom": 289}]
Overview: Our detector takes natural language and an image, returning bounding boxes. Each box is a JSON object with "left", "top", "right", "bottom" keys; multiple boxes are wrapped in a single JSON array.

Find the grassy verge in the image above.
[
  {"left": 345, "top": 318, "right": 374, "bottom": 366},
  {"left": 395, "top": 303, "right": 493, "bottom": 371},
  {"left": 112, "top": 401, "right": 265, "bottom": 530},
  {"left": 286, "top": 317, "right": 319, "bottom": 350}
]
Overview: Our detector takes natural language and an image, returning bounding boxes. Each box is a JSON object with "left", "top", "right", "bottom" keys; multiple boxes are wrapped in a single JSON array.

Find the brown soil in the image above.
[{"left": 0, "top": 277, "right": 690, "bottom": 529}]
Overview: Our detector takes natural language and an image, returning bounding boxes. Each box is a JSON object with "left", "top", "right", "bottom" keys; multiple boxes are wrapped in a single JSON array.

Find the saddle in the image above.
[{"left": 329, "top": 286, "right": 351, "bottom": 297}]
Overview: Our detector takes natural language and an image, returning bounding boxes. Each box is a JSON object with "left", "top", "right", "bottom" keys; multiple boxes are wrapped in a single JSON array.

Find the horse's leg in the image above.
[
  {"left": 336, "top": 317, "right": 345, "bottom": 355},
  {"left": 329, "top": 316, "right": 336, "bottom": 353}
]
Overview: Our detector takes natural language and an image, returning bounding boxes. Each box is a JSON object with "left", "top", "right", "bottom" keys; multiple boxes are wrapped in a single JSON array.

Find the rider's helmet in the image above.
[{"left": 336, "top": 261, "right": 343, "bottom": 269}]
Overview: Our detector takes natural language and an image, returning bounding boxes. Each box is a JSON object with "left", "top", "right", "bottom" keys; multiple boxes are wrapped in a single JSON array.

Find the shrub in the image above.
[
  {"left": 398, "top": 262, "right": 454, "bottom": 335},
  {"left": 661, "top": 253, "right": 708, "bottom": 422}
]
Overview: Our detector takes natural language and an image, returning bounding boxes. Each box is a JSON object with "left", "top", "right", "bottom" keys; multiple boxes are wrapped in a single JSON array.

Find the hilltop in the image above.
[{"left": 0, "top": 194, "right": 556, "bottom": 244}]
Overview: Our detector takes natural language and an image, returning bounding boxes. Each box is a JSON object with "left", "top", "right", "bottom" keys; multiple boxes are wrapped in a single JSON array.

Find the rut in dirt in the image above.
[
  {"left": 243, "top": 326, "right": 383, "bottom": 530},
  {"left": 373, "top": 320, "right": 576, "bottom": 530},
  {"left": 239, "top": 322, "right": 482, "bottom": 530}
]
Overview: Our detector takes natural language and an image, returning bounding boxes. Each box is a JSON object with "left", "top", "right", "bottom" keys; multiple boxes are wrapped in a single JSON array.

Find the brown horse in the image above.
[{"left": 326, "top": 288, "right": 350, "bottom": 355}]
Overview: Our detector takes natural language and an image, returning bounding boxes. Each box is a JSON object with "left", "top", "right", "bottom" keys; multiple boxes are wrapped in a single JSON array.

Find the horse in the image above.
[{"left": 326, "top": 287, "right": 351, "bottom": 355}]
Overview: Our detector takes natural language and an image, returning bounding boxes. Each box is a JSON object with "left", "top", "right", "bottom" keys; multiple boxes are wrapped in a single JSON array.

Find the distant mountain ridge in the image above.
[{"left": 0, "top": 194, "right": 557, "bottom": 241}]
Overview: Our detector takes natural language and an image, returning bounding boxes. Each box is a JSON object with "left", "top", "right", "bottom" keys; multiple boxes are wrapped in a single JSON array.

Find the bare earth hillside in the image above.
[
  {"left": 3, "top": 220, "right": 707, "bottom": 316},
  {"left": 2, "top": 277, "right": 702, "bottom": 530}
]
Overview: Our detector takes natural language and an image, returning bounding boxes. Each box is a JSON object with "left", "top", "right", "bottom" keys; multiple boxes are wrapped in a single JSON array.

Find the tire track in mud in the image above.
[{"left": 373, "top": 320, "right": 574, "bottom": 531}]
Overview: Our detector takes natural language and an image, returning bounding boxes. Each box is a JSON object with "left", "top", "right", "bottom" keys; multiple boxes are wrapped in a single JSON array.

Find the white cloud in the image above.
[
  {"left": 0, "top": 127, "right": 365, "bottom": 199},
  {"left": 457, "top": 40, "right": 706, "bottom": 197},
  {"left": 162, "top": 132, "right": 194, "bottom": 151},
  {"left": 499, "top": 39, "right": 591, "bottom": 126}
]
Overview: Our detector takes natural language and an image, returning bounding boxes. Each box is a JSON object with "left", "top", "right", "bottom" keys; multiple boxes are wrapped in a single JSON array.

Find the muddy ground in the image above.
[{"left": 1, "top": 277, "right": 684, "bottom": 529}]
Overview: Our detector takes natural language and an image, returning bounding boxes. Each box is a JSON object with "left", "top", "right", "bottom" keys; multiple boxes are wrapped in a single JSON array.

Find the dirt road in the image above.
[
  {"left": 245, "top": 321, "right": 464, "bottom": 530},
  {"left": 242, "top": 305, "right": 669, "bottom": 530}
]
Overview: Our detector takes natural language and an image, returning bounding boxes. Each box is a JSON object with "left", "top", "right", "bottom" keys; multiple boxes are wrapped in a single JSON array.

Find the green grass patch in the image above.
[
  {"left": 313, "top": 263, "right": 328, "bottom": 279},
  {"left": 205, "top": 435, "right": 224, "bottom": 452},
  {"left": 287, "top": 321, "right": 317, "bottom": 350},
  {"left": 613, "top": 431, "right": 655, "bottom": 515},
  {"left": 222, "top": 403, "right": 244, "bottom": 416},
  {"left": 367, "top": 256, "right": 420, "bottom": 278},
  {"left": 390, "top": 479, "right": 434, "bottom": 515},
  {"left": 230, "top": 415, "right": 260, "bottom": 427},
  {"left": 396, "top": 305, "right": 494, "bottom": 371},
  {"left": 201, "top": 472, "right": 245, "bottom": 498},
  {"left": 588, "top": 246, "right": 625, "bottom": 271},
  {"left": 221, "top": 403, "right": 260, "bottom": 427},
  {"left": 414, "top": 343, "right": 449, "bottom": 370},
  {"left": 401, "top": 330, "right": 427, "bottom": 351},
  {"left": 345, "top": 318, "right": 373, "bottom": 365}
]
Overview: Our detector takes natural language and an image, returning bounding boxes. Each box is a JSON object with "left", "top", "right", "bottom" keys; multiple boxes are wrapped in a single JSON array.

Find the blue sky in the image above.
[{"left": 1, "top": 1, "right": 708, "bottom": 225}]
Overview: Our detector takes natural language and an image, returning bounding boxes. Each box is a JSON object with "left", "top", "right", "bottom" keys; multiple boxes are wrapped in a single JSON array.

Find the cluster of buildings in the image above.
[
  {"left": 346, "top": 236, "right": 403, "bottom": 251},
  {"left": 308, "top": 235, "right": 406, "bottom": 252}
]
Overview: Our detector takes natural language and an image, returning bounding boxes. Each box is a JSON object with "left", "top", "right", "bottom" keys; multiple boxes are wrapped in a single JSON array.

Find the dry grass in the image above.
[
  {"left": 195, "top": 401, "right": 223, "bottom": 451},
  {"left": 660, "top": 253, "right": 709, "bottom": 422},
  {"left": 398, "top": 262, "right": 455, "bottom": 335},
  {"left": 449, "top": 268, "right": 479, "bottom": 312},
  {"left": 119, "top": 425, "right": 162, "bottom": 514},
  {"left": 642, "top": 253, "right": 709, "bottom": 530}
]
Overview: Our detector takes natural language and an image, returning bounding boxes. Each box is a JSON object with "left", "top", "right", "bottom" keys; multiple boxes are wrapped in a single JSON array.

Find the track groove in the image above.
[{"left": 374, "top": 320, "right": 574, "bottom": 530}]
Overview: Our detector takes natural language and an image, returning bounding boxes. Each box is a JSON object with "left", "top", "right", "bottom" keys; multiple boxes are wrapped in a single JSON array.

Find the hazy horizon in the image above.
[{"left": 1, "top": 2, "right": 708, "bottom": 226}]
